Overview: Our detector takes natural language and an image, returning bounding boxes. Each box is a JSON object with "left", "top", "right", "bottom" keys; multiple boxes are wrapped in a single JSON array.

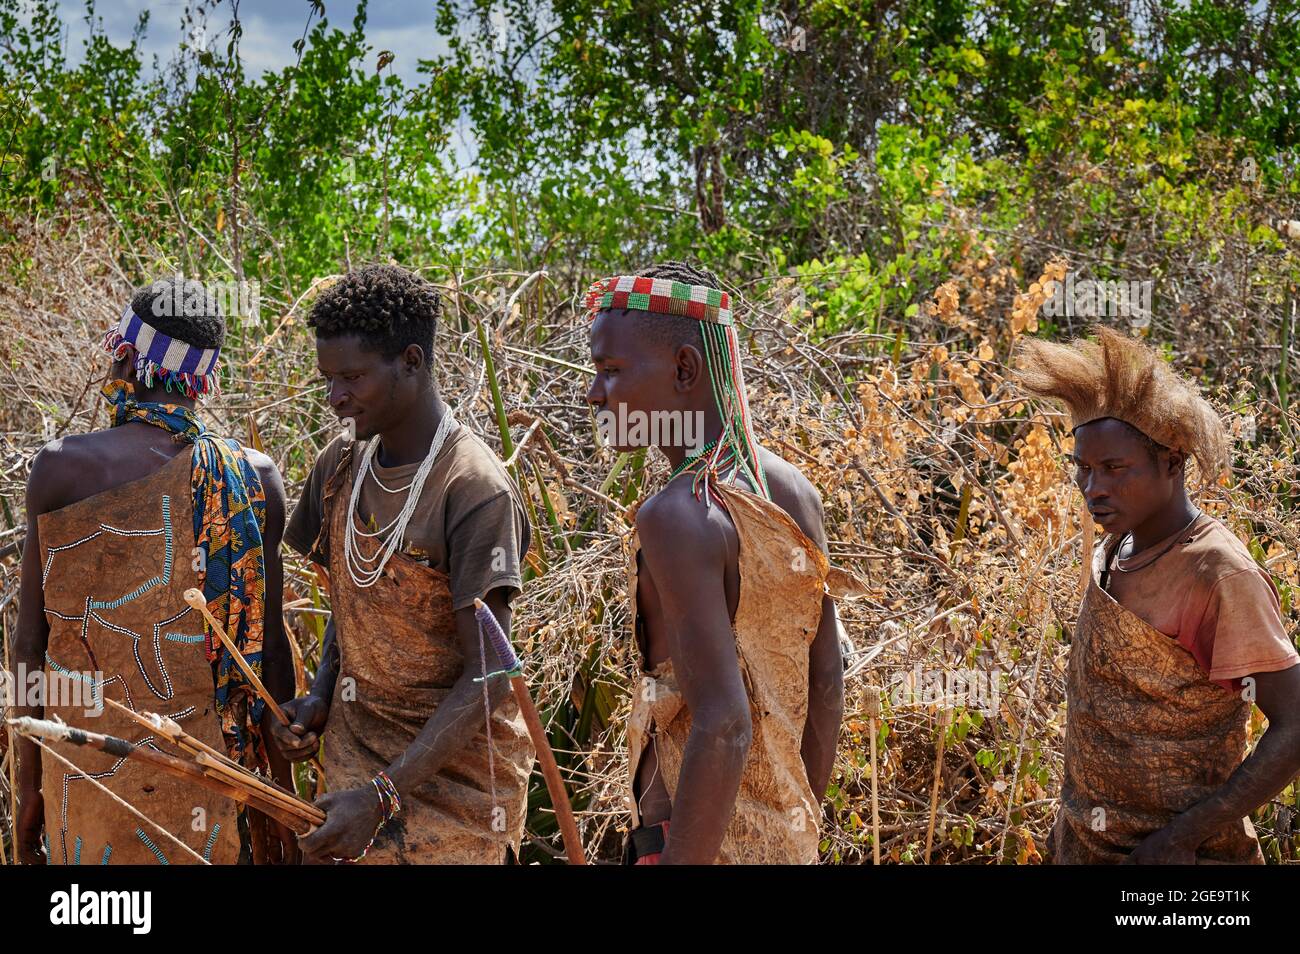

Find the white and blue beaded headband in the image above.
[{"left": 102, "top": 300, "right": 222, "bottom": 397}]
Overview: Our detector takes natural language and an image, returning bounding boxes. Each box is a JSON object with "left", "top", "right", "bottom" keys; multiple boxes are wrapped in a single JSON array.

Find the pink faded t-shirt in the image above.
[{"left": 1099, "top": 514, "right": 1299, "bottom": 692}]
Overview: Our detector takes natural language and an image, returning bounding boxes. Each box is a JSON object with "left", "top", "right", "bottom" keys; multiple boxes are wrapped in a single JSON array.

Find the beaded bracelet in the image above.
[
  {"left": 330, "top": 771, "right": 403, "bottom": 864},
  {"left": 373, "top": 770, "right": 402, "bottom": 821}
]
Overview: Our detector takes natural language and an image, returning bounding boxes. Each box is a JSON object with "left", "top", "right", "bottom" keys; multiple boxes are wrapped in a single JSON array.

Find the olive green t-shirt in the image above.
[{"left": 284, "top": 426, "right": 530, "bottom": 610}]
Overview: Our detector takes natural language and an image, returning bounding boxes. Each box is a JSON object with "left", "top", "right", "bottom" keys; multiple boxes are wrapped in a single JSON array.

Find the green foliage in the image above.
[
  {"left": 3, "top": 0, "right": 1296, "bottom": 300},
  {"left": 2, "top": 0, "right": 1298, "bottom": 864}
]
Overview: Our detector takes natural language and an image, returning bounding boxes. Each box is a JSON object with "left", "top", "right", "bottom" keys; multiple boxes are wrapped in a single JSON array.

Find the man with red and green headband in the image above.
[{"left": 585, "top": 261, "right": 847, "bottom": 864}]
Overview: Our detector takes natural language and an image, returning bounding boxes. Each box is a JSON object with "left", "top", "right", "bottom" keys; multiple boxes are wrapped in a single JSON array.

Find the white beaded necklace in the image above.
[
  {"left": 344, "top": 407, "right": 458, "bottom": 588},
  {"left": 366, "top": 468, "right": 415, "bottom": 494}
]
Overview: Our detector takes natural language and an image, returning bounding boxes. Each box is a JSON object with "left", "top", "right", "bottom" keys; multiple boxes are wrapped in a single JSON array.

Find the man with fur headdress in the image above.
[{"left": 1017, "top": 327, "right": 1300, "bottom": 864}]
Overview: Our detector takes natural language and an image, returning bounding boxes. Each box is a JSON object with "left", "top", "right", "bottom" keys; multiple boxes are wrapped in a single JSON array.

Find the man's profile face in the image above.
[
  {"left": 586, "top": 310, "right": 678, "bottom": 452},
  {"left": 316, "top": 334, "right": 414, "bottom": 441},
  {"left": 1071, "top": 417, "right": 1179, "bottom": 535}
]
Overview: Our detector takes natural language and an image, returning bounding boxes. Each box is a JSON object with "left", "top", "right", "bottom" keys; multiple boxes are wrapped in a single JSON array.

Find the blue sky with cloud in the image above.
[{"left": 51, "top": 0, "right": 454, "bottom": 85}]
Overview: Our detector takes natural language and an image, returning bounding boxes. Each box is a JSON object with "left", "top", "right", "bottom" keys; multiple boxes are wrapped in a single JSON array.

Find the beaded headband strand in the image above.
[
  {"left": 102, "top": 301, "right": 222, "bottom": 399},
  {"left": 583, "top": 275, "right": 732, "bottom": 325},
  {"left": 586, "top": 274, "right": 769, "bottom": 505}
]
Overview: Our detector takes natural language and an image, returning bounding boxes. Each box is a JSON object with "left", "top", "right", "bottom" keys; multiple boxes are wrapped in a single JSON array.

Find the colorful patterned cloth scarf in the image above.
[{"left": 101, "top": 379, "right": 268, "bottom": 770}]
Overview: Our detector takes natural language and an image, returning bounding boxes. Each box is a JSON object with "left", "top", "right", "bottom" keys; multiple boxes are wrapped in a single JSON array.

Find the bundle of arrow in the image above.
[{"left": 7, "top": 700, "right": 324, "bottom": 836}]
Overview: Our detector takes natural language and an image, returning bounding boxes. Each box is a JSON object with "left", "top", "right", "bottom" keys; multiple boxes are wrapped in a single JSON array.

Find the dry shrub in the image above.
[{"left": 1, "top": 215, "right": 1296, "bottom": 865}]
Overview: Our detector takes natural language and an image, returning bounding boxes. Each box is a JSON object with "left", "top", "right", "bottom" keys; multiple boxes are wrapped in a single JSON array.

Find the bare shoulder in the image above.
[
  {"left": 756, "top": 446, "right": 826, "bottom": 547},
  {"left": 238, "top": 447, "right": 286, "bottom": 534},
  {"left": 635, "top": 479, "right": 731, "bottom": 562},
  {"left": 26, "top": 432, "right": 106, "bottom": 515},
  {"left": 242, "top": 447, "right": 284, "bottom": 495}
]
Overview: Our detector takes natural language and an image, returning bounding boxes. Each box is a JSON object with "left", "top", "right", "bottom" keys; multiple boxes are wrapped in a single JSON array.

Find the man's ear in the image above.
[
  {"left": 402, "top": 343, "right": 425, "bottom": 376},
  {"left": 110, "top": 346, "right": 137, "bottom": 384},
  {"left": 674, "top": 343, "right": 703, "bottom": 392},
  {"left": 1166, "top": 448, "right": 1186, "bottom": 478}
]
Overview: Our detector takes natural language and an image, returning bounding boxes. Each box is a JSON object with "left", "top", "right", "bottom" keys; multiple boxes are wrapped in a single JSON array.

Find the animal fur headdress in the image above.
[{"left": 1015, "top": 326, "right": 1229, "bottom": 484}]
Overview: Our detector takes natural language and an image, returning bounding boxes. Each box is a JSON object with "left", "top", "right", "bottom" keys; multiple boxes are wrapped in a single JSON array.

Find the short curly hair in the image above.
[
  {"left": 131, "top": 278, "right": 224, "bottom": 349},
  {"left": 308, "top": 264, "right": 440, "bottom": 365}
]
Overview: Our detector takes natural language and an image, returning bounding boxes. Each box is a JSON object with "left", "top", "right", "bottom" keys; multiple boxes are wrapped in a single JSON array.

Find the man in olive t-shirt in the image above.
[
  {"left": 283, "top": 425, "right": 529, "bottom": 610},
  {"left": 269, "top": 265, "right": 535, "bottom": 864}
]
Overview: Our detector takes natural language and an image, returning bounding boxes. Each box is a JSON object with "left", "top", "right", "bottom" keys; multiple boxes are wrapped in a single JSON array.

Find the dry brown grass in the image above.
[{"left": 1, "top": 213, "right": 1296, "bottom": 865}]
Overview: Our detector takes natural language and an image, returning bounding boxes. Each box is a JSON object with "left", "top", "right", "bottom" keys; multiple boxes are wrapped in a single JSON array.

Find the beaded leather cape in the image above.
[{"left": 38, "top": 451, "right": 241, "bottom": 865}]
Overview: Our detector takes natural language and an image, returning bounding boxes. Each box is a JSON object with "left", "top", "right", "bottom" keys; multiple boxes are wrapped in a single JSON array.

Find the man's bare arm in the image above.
[
  {"left": 252, "top": 457, "right": 295, "bottom": 770},
  {"left": 267, "top": 610, "right": 336, "bottom": 763},
  {"left": 783, "top": 487, "right": 843, "bottom": 804},
  {"left": 253, "top": 456, "right": 293, "bottom": 705},
  {"left": 14, "top": 447, "right": 66, "bottom": 863},
  {"left": 310, "top": 616, "right": 340, "bottom": 702},
  {"left": 803, "top": 591, "right": 843, "bottom": 802},
  {"left": 242, "top": 455, "right": 300, "bottom": 860},
  {"left": 1161, "top": 664, "right": 1300, "bottom": 851},
  {"left": 637, "top": 491, "right": 752, "bottom": 865}
]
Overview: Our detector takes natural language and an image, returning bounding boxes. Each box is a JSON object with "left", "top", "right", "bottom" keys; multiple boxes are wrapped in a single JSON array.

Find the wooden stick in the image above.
[
  {"left": 103, "top": 700, "right": 322, "bottom": 824},
  {"left": 510, "top": 675, "right": 584, "bottom": 864},
  {"left": 870, "top": 719, "right": 881, "bottom": 865},
  {"left": 194, "top": 762, "right": 321, "bottom": 829},
  {"left": 105, "top": 698, "right": 240, "bottom": 770},
  {"left": 193, "top": 752, "right": 324, "bottom": 824},
  {"left": 866, "top": 687, "right": 881, "bottom": 866},
  {"left": 183, "top": 588, "right": 290, "bottom": 727},
  {"left": 151, "top": 752, "right": 312, "bottom": 835},
  {"left": 475, "top": 599, "right": 586, "bottom": 865},
  {"left": 924, "top": 707, "right": 949, "bottom": 864},
  {"left": 9, "top": 717, "right": 316, "bottom": 835},
  {"left": 109, "top": 672, "right": 324, "bottom": 802}
]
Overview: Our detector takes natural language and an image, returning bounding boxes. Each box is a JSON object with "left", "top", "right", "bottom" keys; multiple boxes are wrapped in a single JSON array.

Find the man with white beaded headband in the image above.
[
  {"left": 14, "top": 277, "right": 296, "bottom": 865},
  {"left": 273, "top": 263, "right": 535, "bottom": 864},
  {"left": 586, "top": 261, "right": 848, "bottom": 864},
  {"left": 1016, "top": 326, "right": 1300, "bottom": 864}
]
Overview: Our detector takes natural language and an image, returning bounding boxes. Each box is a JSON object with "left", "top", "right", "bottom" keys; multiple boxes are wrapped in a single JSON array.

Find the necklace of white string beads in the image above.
[{"left": 344, "top": 408, "right": 458, "bottom": 588}]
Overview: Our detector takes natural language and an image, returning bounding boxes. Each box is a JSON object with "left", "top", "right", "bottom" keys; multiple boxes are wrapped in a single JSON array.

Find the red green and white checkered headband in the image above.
[{"left": 584, "top": 275, "right": 733, "bottom": 325}]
